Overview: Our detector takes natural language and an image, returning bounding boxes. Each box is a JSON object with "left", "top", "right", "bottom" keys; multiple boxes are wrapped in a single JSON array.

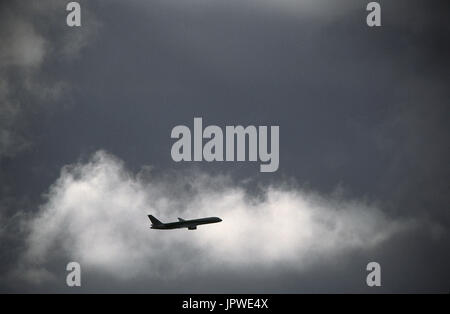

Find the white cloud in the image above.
[
  {"left": 0, "top": 19, "right": 47, "bottom": 68},
  {"left": 20, "top": 151, "right": 413, "bottom": 282}
]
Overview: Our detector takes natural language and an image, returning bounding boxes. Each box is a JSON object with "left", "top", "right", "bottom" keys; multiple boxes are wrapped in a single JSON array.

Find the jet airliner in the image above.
[{"left": 148, "top": 215, "right": 222, "bottom": 230}]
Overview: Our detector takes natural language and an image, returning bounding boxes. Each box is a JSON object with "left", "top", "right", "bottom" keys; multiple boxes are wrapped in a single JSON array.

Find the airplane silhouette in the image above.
[{"left": 148, "top": 215, "right": 222, "bottom": 230}]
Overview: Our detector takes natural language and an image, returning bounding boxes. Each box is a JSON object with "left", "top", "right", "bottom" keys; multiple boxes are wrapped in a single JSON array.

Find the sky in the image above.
[{"left": 0, "top": 0, "right": 449, "bottom": 293}]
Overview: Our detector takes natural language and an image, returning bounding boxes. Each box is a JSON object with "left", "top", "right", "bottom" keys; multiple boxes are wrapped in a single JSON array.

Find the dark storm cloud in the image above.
[
  {"left": 1, "top": 0, "right": 449, "bottom": 292},
  {"left": 0, "top": 0, "right": 98, "bottom": 158}
]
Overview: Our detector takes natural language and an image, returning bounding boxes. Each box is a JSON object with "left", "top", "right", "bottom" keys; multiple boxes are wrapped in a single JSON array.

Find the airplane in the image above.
[{"left": 148, "top": 215, "right": 222, "bottom": 230}]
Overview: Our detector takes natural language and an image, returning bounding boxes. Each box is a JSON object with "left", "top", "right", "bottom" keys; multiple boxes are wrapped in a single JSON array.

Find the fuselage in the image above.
[{"left": 151, "top": 217, "right": 222, "bottom": 230}]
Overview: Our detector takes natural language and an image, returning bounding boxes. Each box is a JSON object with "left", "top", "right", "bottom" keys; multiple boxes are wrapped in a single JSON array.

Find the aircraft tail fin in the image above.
[
  {"left": 178, "top": 217, "right": 185, "bottom": 222},
  {"left": 148, "top": 215, "right": 163, "bottom": 225}
]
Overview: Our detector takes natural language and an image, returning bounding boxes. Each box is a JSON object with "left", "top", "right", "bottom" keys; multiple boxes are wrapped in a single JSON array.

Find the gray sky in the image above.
[{"left": 0, "top": 0, "right": 449, "bottom": 293}]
